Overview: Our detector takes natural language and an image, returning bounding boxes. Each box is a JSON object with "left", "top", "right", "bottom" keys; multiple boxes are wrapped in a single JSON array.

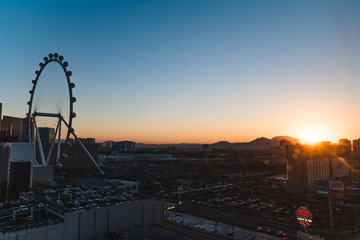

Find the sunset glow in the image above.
[
  {"left": 297, "top": 124, "right": 332, "bottom": 144},
  {"left": 1, "top": 1, "right": 360, "bottom": 238},
  {"left": 303, "top": 134, "right": 322, "bottom": 144},
  {"left": 0, "top": 1, "right": 359, "bottom": 144}
]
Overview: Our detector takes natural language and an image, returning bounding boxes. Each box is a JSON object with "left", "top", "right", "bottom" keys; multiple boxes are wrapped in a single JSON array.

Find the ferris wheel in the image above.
[{"left": 26, "top": 53, "right": 103, "bottom": 174}]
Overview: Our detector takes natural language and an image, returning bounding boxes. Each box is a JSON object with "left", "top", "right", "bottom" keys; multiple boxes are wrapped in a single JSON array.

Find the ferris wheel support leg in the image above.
[
  {"left": 46, "top": 119, "right": 60, "bottom": 165},
  {"left": 73, "top": 132, "right": 104, "bottom": 175},
  {"left": 32, "top": 121, "right": 38, "bottom": 165},
  {"left": 71, "top": 132, "right": 104, "bottom": 175},
  {"left": 34, "top": 118, "right": 46, "bottom": 166},
  {"left": 56, "top": 120, "right": 61, "bottom": 163},
  {"left": 60, "top": 118, "right": 104, "bottom": 175}
]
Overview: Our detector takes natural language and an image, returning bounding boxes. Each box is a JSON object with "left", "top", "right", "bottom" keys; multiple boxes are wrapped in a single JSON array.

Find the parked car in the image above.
[
  {"left": 26, "top": 216, "right": 35, "bottom": 222},
  {"left": 19, "top": 205, "right": 29, "bottom": 212}
]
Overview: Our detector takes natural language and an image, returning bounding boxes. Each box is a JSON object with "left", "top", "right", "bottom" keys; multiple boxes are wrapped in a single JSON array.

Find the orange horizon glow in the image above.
[
  {"left": 2, "top": 1, "right": 360, "bottom": 148},
  {"left": 75, "top": 129, "right": 340, "bottom": 145},
  {"left": 72, "top": 113, "right": 360, "bottom": 144},
  {"left": 295, "top": 124, "right": 334, "bottom": 145}
]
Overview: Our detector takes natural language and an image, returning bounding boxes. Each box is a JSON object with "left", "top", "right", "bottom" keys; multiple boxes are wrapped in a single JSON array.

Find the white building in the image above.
[{"left": 0, "top": 198, "right": 164, "bottom": 240}]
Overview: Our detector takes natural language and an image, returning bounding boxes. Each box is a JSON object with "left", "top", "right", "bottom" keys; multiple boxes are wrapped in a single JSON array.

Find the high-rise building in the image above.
[
  {"left": 307, "top": 157, "right": 331, "bottom": 183},
  {"left": 0, "top": 144, "right": 10, "bottom": 184},
  {"left": 332, "top": 157, "right": 350, "bottom": 178},
  {"left": 286, "top": 142, "right": 350, "bottom": 193},
  {"left": 286, "top": 144, "right": 308, "bottom": 190},
  {"left": 0, "top": 103, "right": 27, "bottom": 142},
  {"left": 0, "top": 103, "right": 2, "bottom": 130},
  {"left": 353, "top": 139, "right": 360, "bottom": 160},
  {"left": 8, "top": 161, "right": 32, "bottom": 198},
  {"left": 112, "top": 141, "right": 136, "bottom": 152},
  {"left": 38, "top": 127, "right": 55, "bottom": 143},
  {"left": 0, "top": 116, "right": 27, "bottom": 143},
  {"left": 0, "top": 143, "right": 34, "bottom": 198},
  {"left": 338, "top": 139, "right": 351, "bottom": 158},
  {"left": 78, "top": 138, "right": 95, "bottom": 144}
]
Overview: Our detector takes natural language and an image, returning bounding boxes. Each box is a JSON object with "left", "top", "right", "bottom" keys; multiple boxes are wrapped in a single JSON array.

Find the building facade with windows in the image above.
[{"left": 286, "top": 142, "right": 350, "bottom": 193}]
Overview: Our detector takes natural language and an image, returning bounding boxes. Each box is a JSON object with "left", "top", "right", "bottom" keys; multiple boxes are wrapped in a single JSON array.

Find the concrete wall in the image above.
[
  {"left": 154, "top": 199, "right": 164, "bottom": 225},
  {"left": 0, "top": 224, "right": 65, "bottom": 240},
  {"left": 79, "top": 210, "right": 94, "bottom": 239},
  {"left": 106, "top": 199, "right": 164, "bottom": 233},
  {"left": 94, "top": 207, "right": 108, "bottom": 237},
  {"left": 64, "top": 212, "right": 80, "bottom": 240},
  {"left": 77, "top": 198, "right": 164, "bottom": 239},
  {"left": 0, "top": 198, "right": 164, "bottom": 240}
]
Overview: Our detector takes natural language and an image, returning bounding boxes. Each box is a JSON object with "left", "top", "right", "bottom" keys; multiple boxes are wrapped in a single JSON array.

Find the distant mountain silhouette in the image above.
[
  {"left": 135, "top": 143, "right": 202, "bottom": 149},
  {"left": 134, "top": 136, "right": 300, "bottom": 150}
]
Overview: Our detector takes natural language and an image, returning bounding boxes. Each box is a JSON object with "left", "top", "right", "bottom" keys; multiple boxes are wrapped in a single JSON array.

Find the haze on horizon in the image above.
[{"left": 0, "top": 0, "right": 359, "bottom": 144}]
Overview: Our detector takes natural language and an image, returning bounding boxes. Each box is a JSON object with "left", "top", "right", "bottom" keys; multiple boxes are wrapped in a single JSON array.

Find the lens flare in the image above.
[{"left": 297, "top": 124, "right": 332, "bottom": 144}]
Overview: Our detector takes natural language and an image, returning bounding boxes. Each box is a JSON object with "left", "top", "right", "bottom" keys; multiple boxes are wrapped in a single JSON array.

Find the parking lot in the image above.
[
  {"left": 0, "top": 179, "right": 139, "bottom": 234},
  {"left": 0, "top": 199, "right": 62, "bottom": 233},
  {"left": 161, "top": 177, "right": 356, "bottom": 239}
]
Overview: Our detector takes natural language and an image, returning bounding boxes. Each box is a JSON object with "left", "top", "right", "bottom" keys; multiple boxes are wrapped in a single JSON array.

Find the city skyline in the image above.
[{"left": 1, "top": 0, "right": 360, "bottom": 144}]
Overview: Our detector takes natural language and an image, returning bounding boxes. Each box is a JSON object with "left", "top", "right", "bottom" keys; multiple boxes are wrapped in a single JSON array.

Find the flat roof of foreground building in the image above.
[{"left": 119, "top": 225, "right": 195, "bottom": 240}]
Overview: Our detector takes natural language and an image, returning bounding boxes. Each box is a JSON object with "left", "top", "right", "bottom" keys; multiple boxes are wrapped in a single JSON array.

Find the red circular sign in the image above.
[{"left": 295, "top": 206, "right": 313, "bottom": 227}]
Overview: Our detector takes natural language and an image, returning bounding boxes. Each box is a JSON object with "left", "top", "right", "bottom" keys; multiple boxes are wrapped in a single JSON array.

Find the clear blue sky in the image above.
[{"left": 0, "top": 0, "right": 359, "bottom": 143}]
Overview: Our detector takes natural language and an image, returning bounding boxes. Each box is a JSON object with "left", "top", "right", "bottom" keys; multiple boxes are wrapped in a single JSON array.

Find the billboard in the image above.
[
  {"left": 314, "top": 180, "right": 329, "bottom": 196},
  {"left": 329, "top": 180, "right": 345, "bottom": 199},
  {"left": 177, "top": 185, "right": 183, "bottom": 192},
  {"left": 295, "top": 206, "right": 313, "bottom": 227}
]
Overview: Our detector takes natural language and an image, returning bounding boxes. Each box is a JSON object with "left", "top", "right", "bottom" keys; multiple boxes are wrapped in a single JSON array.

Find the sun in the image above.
[
  {"left": 297, "top": 124, "right": 331, "bottom": 144},
  {"left": 303, "top": 133, "right": 321, "bottom": 144}
]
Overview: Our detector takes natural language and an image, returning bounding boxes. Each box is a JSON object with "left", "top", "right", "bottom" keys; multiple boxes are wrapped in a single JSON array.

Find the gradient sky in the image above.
[{"left": 0, "top": 0, "right": 359, "bottom": 144}]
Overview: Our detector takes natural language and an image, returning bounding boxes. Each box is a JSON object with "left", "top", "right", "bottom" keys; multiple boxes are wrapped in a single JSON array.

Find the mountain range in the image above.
[{"left": 135, "top": 136, "right": 300, "bottom": 150}]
